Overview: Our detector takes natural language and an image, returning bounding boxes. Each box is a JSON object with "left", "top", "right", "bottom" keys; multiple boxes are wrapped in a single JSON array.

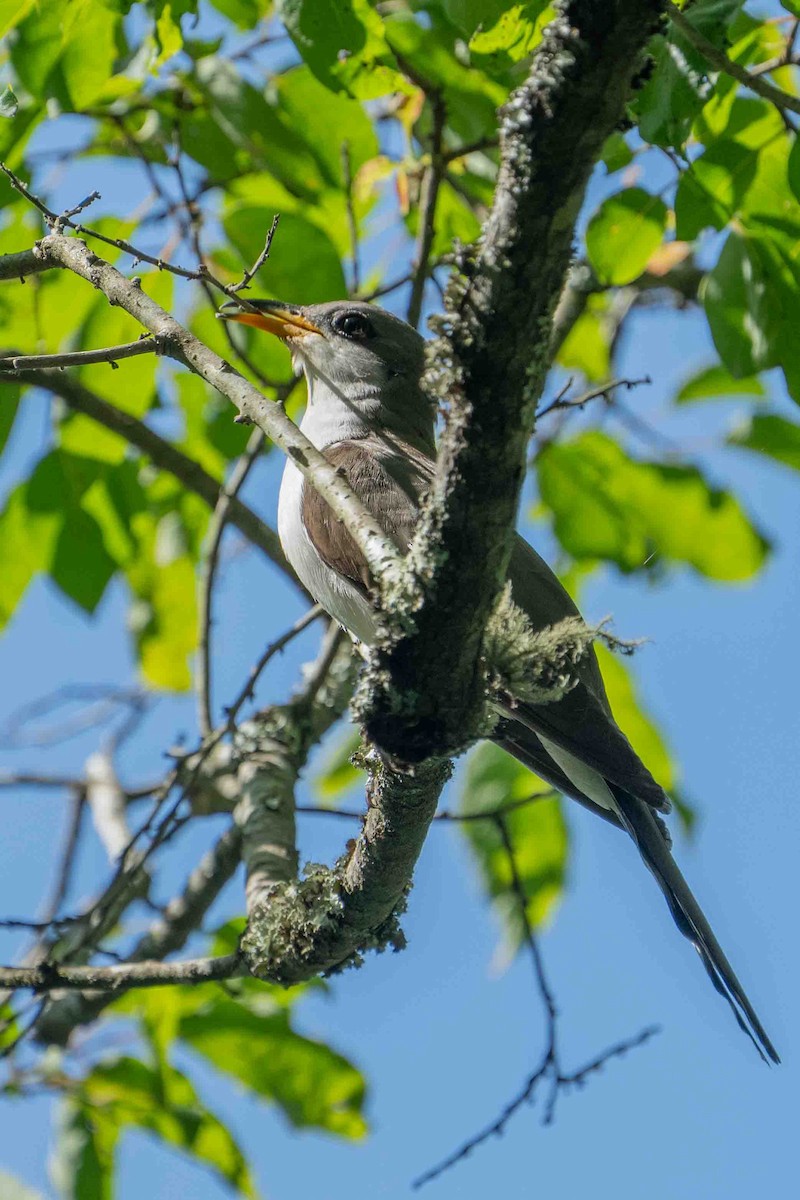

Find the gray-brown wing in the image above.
[
  {"left": 506, "top": 540, "right": 669, "bottom": 815},
  {"left": 301, "top": 436, "right": 432, "bottom": 595}
]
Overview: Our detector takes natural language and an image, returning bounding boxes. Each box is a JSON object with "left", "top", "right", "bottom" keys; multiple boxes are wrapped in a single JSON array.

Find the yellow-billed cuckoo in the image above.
[{"left": 219, "top": 297, "right": 779, "bottom": 1064}]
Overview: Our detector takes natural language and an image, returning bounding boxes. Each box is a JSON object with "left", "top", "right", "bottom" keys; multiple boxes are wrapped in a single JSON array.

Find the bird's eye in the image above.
[{"left": 332, "top": 311, "right": 375, "bottom": 339}]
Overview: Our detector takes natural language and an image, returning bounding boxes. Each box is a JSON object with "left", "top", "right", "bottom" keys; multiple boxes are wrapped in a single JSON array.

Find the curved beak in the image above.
[{"left": 216, "top": 299, "right": 322, "bottom": 340}]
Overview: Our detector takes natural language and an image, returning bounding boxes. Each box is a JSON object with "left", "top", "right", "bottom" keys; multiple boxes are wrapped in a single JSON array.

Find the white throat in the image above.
[{"left": 298, "top": 372, "right": 382, "bottom": 450}]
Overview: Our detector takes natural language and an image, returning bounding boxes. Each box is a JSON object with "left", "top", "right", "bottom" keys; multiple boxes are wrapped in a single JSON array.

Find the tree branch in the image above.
[
  {"left": 197, "top": 426, "right": 266, "bottom": 737},
  {"left": 0, "top": 234, "right": 404, "bottom": 589},
  {"left": 34, "top": 825, "right": 243, "bottom": 1043},
  {"left": 667, "top": 1, "right": 800, "bottom": 117},
  {"left": 0, "top": 954, "right": 242, "bottom": 993},
  {"left": 365, "top": 0, "right": 667, "bottom": 763},
  {"left": 0, "top": 338, "right": 160, "bottom": 373}
]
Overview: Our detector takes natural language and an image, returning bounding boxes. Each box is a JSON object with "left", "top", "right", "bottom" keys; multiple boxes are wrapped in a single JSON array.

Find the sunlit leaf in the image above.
[
  {"left": 676, "top": 362, "right": 767, "bottom": 403},
  {"left": 278, "top": 0, "right": 406, "bottom": 98},
  {"left": 469, "top": 2, "right": 553, "bottom": 75},
  {"left": 0, "top": 0, "right": 36, "bottom": 39},
  {"left": 80, "top": 1058, "right": 255, "bottom": 1198},
  {"left": 586, "top": 188, "right": 668, "bottom": 286},
  {"left": 180, "top": 999, "right": 367, "bottom": 1139},
  {"left": 703, "top": 232, "right": 800, "bottom": 393},
  {"left": 50, "top": 1098, "right": 115, "bottom": 1200},
  {"left": 537, "top": 432, "right": 770, "bottom": 580},
  {"left": 729, "top": 412, "right": 800, "bottom": 472},
  {"left": 555, "top": 293, "right": 611, "bottom": 383}
]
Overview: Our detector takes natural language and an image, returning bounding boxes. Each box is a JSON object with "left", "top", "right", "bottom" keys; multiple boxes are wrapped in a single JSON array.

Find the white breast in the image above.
[{"left": 278, "top": 456, "right": 378, "bottom": 645}]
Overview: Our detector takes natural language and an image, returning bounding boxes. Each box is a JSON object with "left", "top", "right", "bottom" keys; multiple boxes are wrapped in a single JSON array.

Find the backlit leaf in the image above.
[
  {"left": 537, "top": 432, "right": 769, "bottom": 580},
  {"left": 729, "top": 413, "right": 800, "bottom": 472},
  {"left": 586, "top": 188, "right": 668, "bottom": 286},
  {"left": 676, "top": 362, "right": 766, "bottom": 403},
  {"left": 462, "top": 743, "right": 568, "bottom": 951}
]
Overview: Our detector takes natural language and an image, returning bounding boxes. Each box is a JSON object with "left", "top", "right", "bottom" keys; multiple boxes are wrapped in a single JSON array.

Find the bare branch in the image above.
[
  {"left": 197, "top": 426, "right": 266, "bottom": 737},
  {"left": 413, "top": 814, "right": 660, "bottom": 1188},
  {"left": 229, "top": 213, "right": 281, "bottom": 294},
  {"left": 0, "top": 337, "right": 159, "bottom": 373},
  {"left": 407, "top": 88, "right": 446, "bottom": 328},
  {"left": 0, "top": 954, "right": 242, "bottom": 993},
  {"left": 34, "top": 825, "right": 243, "bottom": 1044},
  {"left": 536, "top": 375, "right": 651, "bottom": 420}
]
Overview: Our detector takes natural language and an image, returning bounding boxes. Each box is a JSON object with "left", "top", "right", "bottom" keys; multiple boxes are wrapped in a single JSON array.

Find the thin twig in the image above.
[
  {"left": 39, "top": 788, "right": 86, "bottom": 925},
  {"left": 225, "top": 604, "right": 325, "bottom": 726},
  {"left": 667, "top": 1, "right": 800, "bottom": 116},
  {"left": 536, "top": 375, "right": 651, "bottom": 420},
  {"left": 413, "top": 814, "right": 659, "bottom": 1188},
  {"left": 407, "top": 88, "right": 447, "bottom": 328},
  {"left": 197, "top": 426, "right": 266, "bottom": 736},
  {"left": 229, "top": 213, "right": 280, "bottom": 293},
  {"left": 0, "top": 161, "right": 262, "bottom": 315},
  {"left": 341, "top": 142, "right": 361, "bottom": 294},
  {"left": 0, "top": 337, "right": 159, "bottom": 373}
]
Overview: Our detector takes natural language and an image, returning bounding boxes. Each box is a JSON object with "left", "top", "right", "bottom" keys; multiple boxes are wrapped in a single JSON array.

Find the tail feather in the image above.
[{"left": 611, "top": 785, "right": 780, "bottom": 1066}]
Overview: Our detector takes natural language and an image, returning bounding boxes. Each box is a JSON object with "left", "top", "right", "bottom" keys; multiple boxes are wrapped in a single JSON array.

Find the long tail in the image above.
[{"left": 611, "top": 785, "right": 780, "bottom": 1065}]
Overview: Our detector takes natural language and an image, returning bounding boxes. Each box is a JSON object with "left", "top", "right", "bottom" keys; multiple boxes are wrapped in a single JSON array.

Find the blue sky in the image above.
[{"left": 1, "top": 17, "right": 799, "bottom": 1200}]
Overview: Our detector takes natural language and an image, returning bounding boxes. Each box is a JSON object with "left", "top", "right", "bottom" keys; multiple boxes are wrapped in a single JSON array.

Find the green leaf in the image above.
[
  {"left": 51, "top": 1098, "right": 116, "bottom": 1200},
  {"left": 635, "top": 0, "right": 743, "bottom": 148},
  {"left": 469, "top": 2, "right": 552, "bottom": 73},
  {"left": 51, "top": 507, "right": 117, "bottom": 615},
  {"left": 703, "top": 232, "right": 792, "bottom": 380},
  {"left": 676, "top": 363, "right": 766, "bottom": 403},
  {"left": 0, "top": 0, "right": 36, "bottom": 39},
  {"left": 0, "top": 85, "right": 18, "bottom": 118},
  {"left": 0, "top": 380, "right": 19, "bottom": 457},
  {"left": 223, "top": 207, "right": 346, "bottom": 304},
  {"left": 179, "top": 999, "right": 367, "bottom": 1139},
  {"left": 675, "top": 138, "right": 758, "bottom": 239},
  {"left": 209, "top": 0, "right": 271, "bottom": 29},
  {"left": 385, "top": 13, "right": 507, "bottom": 142},
  {"left": 60, "top": 0, "right": 122, "bottom": 109},
  {"left": 80, "top": 1058, "right": 255, "bottom": 1198},
  {"left": 462, "top": 744, "right": 568, "bottom": 949},
  {"left": 537, "top": 432, "right": 770, "bottom": 581},
  {"left": 729, "top": 413, "right": 800, "bottom": 472},
  {"left": 278, "top": 0, "right": 406, "bottom": 98},
  {"left": 276, "top": 65, "right": 379, "bottom": 190},
  {"left": 585, "top": 188, "right": 668, "bottom": 286},
  {"left": 555, "top": 293, "right": 611, "bottom": 383},
  {"left": 601, "top": 131, "right": 633, "bottom": 174}
]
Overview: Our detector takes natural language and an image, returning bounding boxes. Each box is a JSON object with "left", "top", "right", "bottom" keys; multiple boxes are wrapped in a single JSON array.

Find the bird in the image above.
[{"left": 218, "top": 296, "right": 779, "bottom": 1064}]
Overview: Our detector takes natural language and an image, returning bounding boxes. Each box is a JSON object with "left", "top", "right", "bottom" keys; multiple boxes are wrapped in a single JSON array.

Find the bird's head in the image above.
[{"left": 217, "top": 298, "right": 426, "bottom": 392}]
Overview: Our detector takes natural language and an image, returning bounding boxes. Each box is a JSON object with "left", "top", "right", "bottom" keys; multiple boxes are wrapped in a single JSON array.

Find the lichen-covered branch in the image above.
[
  {"left": 34, "top": 825, "right": 243, "bottom": 1044},
  {"left": 364, "top": 0, "right": 665, "bottom": 762}
]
